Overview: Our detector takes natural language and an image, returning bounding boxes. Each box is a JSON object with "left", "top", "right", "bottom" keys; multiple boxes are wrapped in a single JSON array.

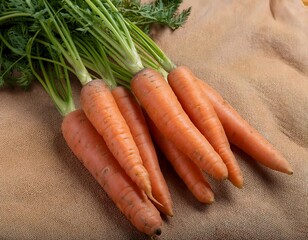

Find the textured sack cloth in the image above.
[{"left": 1, "top": 0, "right": 307, "bottom": 239}]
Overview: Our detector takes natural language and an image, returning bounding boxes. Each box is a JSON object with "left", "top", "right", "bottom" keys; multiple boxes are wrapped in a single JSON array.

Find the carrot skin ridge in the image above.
[
  {"left": 80, "top": 79, "right": 154, "bottom": 198},
  {"left": 168, "top": 66, "right": 244, "bottom": 188},
  {"left": 146, "top": 114, "right": 215, "bottom": 204},
  {"left": 112, "top": 86, "right": 173, "bottom": 216},
  {"left": 61, "top": 109, "right": 162, "bottom": 236},
  {"left": 131, "top": 68, "right": 228, "bottom": 181},
  {"left": 197, "top": 77, "right": 293, "bottom": 175}
]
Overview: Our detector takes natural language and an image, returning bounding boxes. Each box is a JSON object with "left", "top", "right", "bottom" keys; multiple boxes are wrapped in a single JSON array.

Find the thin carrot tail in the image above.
[
  {"left": 146, "top": 192, "right": 164, "bottom": 208},
  {"left": 197, "top": 78, "right": 293, "bottom": 175},
  {"left": 219, "top": 149, "right": 244, "bottom": 188}
]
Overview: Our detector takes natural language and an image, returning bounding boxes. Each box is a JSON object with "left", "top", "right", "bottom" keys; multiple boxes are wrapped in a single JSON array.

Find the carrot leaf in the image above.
[{"left": 113, "top": 0, "right": 191, "bottom": 34}]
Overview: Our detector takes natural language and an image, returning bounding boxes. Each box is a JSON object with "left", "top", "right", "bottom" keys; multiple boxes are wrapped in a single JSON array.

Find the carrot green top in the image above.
[{"left": 1, "top": 0, "right": 191, "bottom": 91}]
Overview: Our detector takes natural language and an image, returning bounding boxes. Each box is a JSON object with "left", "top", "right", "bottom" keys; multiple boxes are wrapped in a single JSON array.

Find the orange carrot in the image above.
[
  {"left": 112, "top": 86, "right": 173, "bottom": 216},
  {"left": 131, "top": 68, "right": 228, "bottom": 181},
  {"left": 80, "top": 79, "right": 156, "bottom": 202},
  {"left": 61, "top": 109, "right": 162, "bottom": 236},
  {"left": 168, "top": 66, "right": 244, "bottom": 188},
  {"left": 197, "top": 77, "right": 293, "bottom": 174},
  {"left": 146, "top": 115, "right": 215, "bottom": 204}
]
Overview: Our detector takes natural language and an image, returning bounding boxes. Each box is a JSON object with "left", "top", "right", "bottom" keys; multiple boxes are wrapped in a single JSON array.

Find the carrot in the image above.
[
  {"left": 167, "top": 66, "right": 244, "bottom": 188},
  {"left": 61, "top": 109, "right": 162, "bottom": 236},
  {"left": 146, "top": 115, "right": 215, "bottom": 204},
  {"left": 197, "top": 77, "right": 293, "bottom": 175},
  {"left": 80, "top": 79, "right": 157, "bottom": 203},
  {"left": 131, "top": 68, "right": 228, "bottom": 181},
  {"left": 112, "top": 86, "right": 173, "bottom": 216}
]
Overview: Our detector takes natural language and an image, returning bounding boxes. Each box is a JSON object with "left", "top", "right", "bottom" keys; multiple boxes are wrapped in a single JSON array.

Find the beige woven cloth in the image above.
[{"left": 1, "top": 0, "right": 307, "bottom": 239}]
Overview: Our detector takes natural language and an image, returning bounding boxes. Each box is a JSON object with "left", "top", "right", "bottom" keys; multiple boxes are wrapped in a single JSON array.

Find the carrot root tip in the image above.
[
  {"left": 147, "top": 192, "right": 164, "bottom": 208},
  {"left": 155, "top": 228, "right": 162, "bottom": 236},
  {"left": 229, "top": 176, "right": 244, "bottom": 189},
  {"left": 286, "top": 166, "right": 294, "bottom": 175},
  {"left": 235, "top": 184, "right": 244, "bottom": 189},
  {"left": 218, "top": 174, "right": 228, "bottom": 181}
]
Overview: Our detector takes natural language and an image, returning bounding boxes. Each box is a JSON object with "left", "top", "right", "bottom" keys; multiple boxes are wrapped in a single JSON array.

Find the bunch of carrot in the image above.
[{"left": 1, "top": 0, "right": 293, "bottom": 237}]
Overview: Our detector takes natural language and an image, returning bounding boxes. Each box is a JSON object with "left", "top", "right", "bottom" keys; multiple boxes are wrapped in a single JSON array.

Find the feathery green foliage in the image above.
[{"left": 113, "top": 0, "right": 191, "bottom": 34}]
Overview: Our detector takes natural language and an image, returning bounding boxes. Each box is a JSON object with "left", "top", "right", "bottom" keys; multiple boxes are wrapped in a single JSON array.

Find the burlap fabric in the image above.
[{"left": 1, "top": 0, "right": 307, "bottom": 239}]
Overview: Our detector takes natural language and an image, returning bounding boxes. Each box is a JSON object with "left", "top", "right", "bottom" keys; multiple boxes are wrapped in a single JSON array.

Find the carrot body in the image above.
[
  {"left": 61, "top": 109, "right": 162, "bottom": 236},
  {"left": 112, "top": 86, "right": 173, "bottom": 216},
  {"left": 131, "top": 68, "right": 228, "bottom": 181},
  {"left": 168, "top": 66, "right": 243, "bottom": 188},
  {"left": 80, "top": 79, "right": 153, "bottom": 198},
  {"left": 197, "top": 77, "right": 293, "bottom": 174},
  {"left": 146, "top": 115, "right": 215, "bottom": 204}
]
